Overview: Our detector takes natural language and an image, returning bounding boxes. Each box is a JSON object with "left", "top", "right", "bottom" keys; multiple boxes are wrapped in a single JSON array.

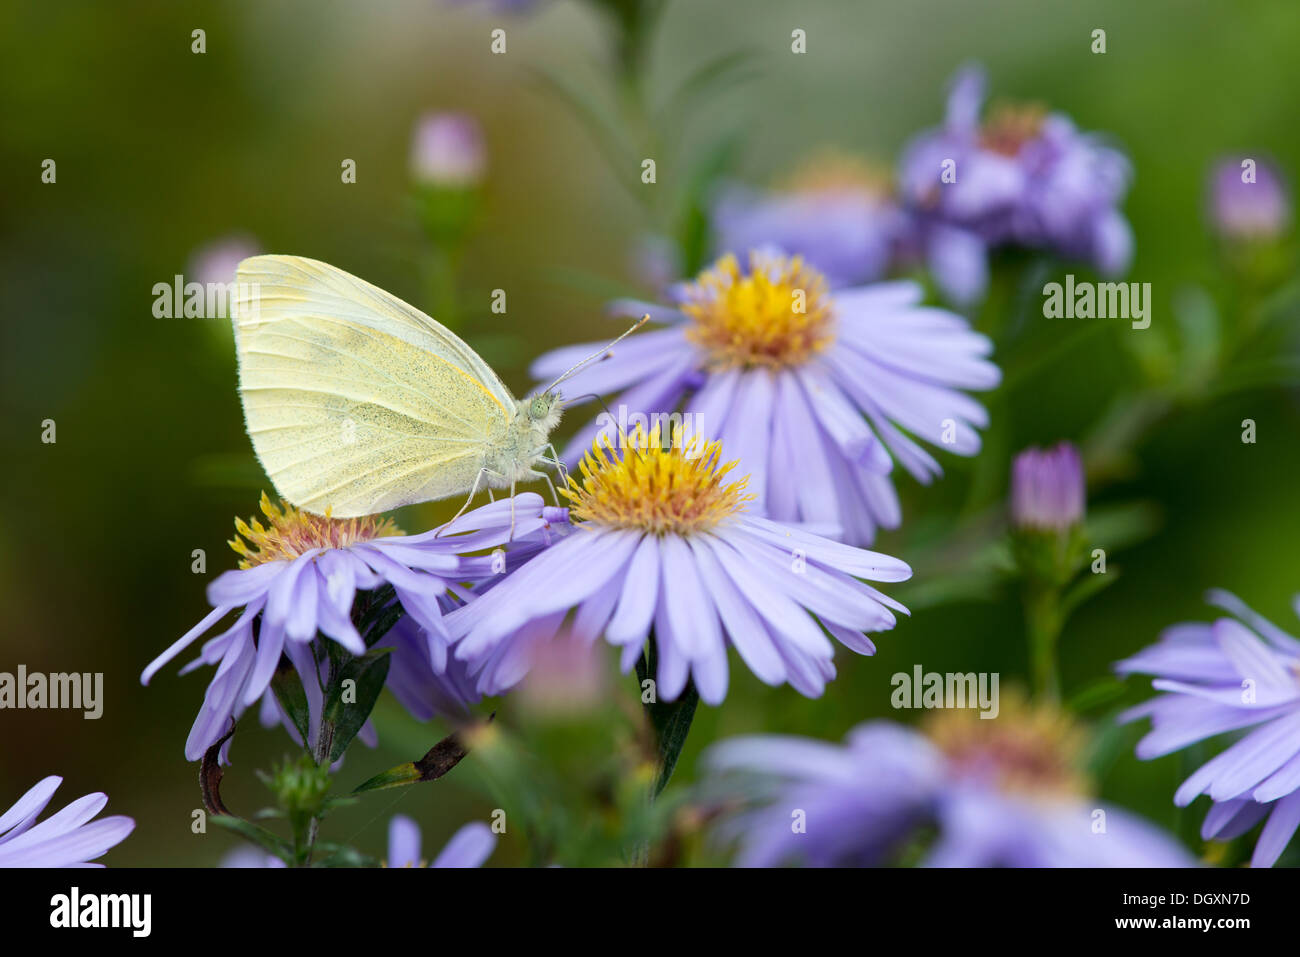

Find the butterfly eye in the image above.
[{"left": 529, "top": 397, "right": 549, "bottom": 420}]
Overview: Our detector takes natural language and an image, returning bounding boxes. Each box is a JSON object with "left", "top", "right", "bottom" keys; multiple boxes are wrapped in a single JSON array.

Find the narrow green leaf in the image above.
[
  {"left": 318, "top": 795, "right": 360, "bottom": 818},
  {"left": 637, "top": 641, "right": 699, "bottom": 796},
  {"left": 311, "top": 842, "right": 379, "bottom": 868},
  {"left": 209, "top": 814, "right": 294, "bottom": 864},
  {"left": 1060, "top": 565, "right": 1121, "bottom": 618},
  {"left": 323, "top": 648, "right": 392, "bottom": 763},
  {"left": 1067, "top": 677, "right": 1127, "bottom": 714},
  {"left": 270, "top": 655, "right": 311, "bottom": 746},
  {"left": 351, "top": 722, "right": 481, "bottom": 794},
  {"left": 655, "top": 47, "right": 765, "bottom": 128}
]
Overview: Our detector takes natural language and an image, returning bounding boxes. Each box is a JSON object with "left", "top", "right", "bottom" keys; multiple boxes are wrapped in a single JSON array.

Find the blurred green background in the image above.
[{"left": 2, "top": 0, "right": 1299, "bottom": 865}]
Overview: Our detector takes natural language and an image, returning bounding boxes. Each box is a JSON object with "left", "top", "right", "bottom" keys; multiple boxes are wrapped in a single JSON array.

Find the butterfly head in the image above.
[{"left": 525, "top": 390, "right": 563, "bottom": 434}]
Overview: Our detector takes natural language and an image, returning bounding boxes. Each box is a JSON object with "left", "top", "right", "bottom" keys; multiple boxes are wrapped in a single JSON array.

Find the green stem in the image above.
[
  {"left": 426, "top": 244, "right": 461, "bottom": 330},
  {"left": 1025, "top": 583, "right": 1064, "bottom": 702},
  {"left": 302, "top": 657, "right": 339, "bottom": 866}
]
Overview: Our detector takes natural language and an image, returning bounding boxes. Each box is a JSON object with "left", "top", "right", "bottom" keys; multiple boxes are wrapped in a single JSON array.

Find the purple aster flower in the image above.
[
  {"left": 386, "top": 815, "right": 496, "bottom": 868},
  {"left": 189, "top": 234, "right": 260, "bottom": 289},
  {"left": 630, "top": 234, "right": 682, "bottom": 296},
  {"left": 705, "top": 699, "right": 1193, "bottom": 867},
  {"left": 531, "top": 250, "right": 999, "bottom": 546},
  {"left": 386, "top": 614, "right": 482, "bottom": 722},
  {"left": 711, "top": 153, "right": 906, "bottom": 289},
  {"left": 0, "top": 776, "right": 134, "bottom": 868},
  {"left": 894, "top": 216, "right": 991, "bottom": 307},
  {"left": 411, "top": 112, "right": 487, "bottom": 188},
  {"left": 899, "top": 64, "right": 1133, "bottom": 279},
  {"left": 446, "top": 0, "right": 542, "bottom": 13},
  {"left": 516, "top": 627, "right": 611, "bottom": 717},
  {"left": 220, "top": 847, "right": 287, "bottom": 868},
  {"left": 1116, "top": 589, "right": 1300, "bottom": 867},
  {"left": 1010, "top": 442, "right": 1085, "bottom": 531},
  {"left": 1208, "top": 157, "right": 1291, "bottom": 241},
  {"left": 446, "top": 426, "right": 912, "bottom": 704},
  {"left": 142, "top": 492, "right": 560, "bottom": 760}
]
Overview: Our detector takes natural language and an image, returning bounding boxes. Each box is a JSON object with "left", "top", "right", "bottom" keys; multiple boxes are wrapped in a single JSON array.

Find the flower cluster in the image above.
[
  {"left": 532, "top": 251, "right": 999, "bottom": 546},
  {"left": 899, "top": 65, "right": 1133, "bottom": 295},
  {"left": 129, "top": 42, "right": 1296, "bottom": 875},
  {"left": 709, "top": 65, "right": 1133, "bottom": 307}
]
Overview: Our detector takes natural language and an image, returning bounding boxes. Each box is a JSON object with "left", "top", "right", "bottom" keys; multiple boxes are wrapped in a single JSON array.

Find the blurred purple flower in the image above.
[
  {"left": 1117, "top": 589, "right": 1300, "bottom": 867},
  {"left": 630, "top": 234, "right": 682, "bottom": 295},
  {"left": 711, "top": 152, "right": 988, "bottom": 306},
  {"left": 1010, "top": 442, "right": 1085, "bottom": 531},
  {"left": 899, "top": 65, "right": 1133, "bottom": 281},
  {"left": 142, "top": 493, "right": 561, "bottom": 760},
  {"left": 220, "top": 847, "right": 287, "bottom": 868},
  {"left": 706, "top": 706, "right": 1193, "bottom": 867},
  {"left": 1208, "top": 157, "right": 1291, "bottom": 241},
  {"left": 895, "top": 217, "right": 991, "bottom": 307},
  {"left": 387, "top": 815, "right": 496, "bottom": 868},
  {"left": 411, "top": 112, "right": 486, "bottom": 187},
  {"left": 446, "top": 426, "right": 911, "bottom": 704},
  {"left": 516, "top": 627, "right": 611, "bottom": 717},
  {"left": 0, "top": 776, "right": 134, "bottom": 867},
  {"left": 532, "top": 250, "right": 999, "bottom": 545},
  {"left": 448, "top": 0, "right": 541, "bottom": 12},
  {"left": 711, "top": 154, "right": 905, "bottom": 288},
  {"left": 189, "top": 234, "right": 260, "bottom": 289}
]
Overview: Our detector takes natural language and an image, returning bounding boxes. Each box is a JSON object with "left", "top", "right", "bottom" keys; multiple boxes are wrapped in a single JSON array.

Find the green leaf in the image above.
[
  {"left": 1084, "top": 502, "right": 1163, "bottom": 552},
  {"left": 637, "top": 640, "right": 698, "bottom": 797},
  {"left": 270, "top": 655, "right": 311, "bottom": 746},
  {"left": 209, "top": 814, "right": 294, "bottom": 865},
  {"left": 318, "top": 795, "right": 360, "bottom": 818},
  {"left": 322, "top": 648, "right": 392, "bottom": 763},
  {"left": 1067, "top": 677, "right": 1127, "bottom": 714},
  {"left": 311, "top": 843, "right": 379, "bottom": 868},
  {"left": 676, "top": 130, "right": 744, "bottom": 276},
  {"left": 527, "top": 63, "right": 642, "bottom": 206},
  {"left": 362, "top": 602, "right": 403, "bottom": 649},
  {"left": 351, "top": 723, "right": 479, "bottom": 794},
  {"left": 354, "top": 585, "right": 398, "bottom": 641},
  {"left": 654, "top": 47, "right": 765, "bottom": 128},
  {"left": 1060, "top": 565, "right": 1121, "bottom": 618}
]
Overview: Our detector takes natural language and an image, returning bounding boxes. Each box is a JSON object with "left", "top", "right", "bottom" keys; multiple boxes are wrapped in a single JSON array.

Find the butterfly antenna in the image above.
[
  {"left": 569, "top": 392, "right": 646, "bottom": 465},
  {"left": 540, "top": 315, "right": 648, "bottom": 395}
]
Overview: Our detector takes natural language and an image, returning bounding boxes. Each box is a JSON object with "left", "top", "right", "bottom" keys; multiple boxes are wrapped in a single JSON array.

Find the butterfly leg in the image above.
[
  {"left": 535, "top": 464, "right": 563, "bottom": 508},
  {"left": 435, "top": 467, "right": 493, "bottom": 538},
  {"left": 508, "top": 478, "right": 519, "bottom": 542},
  {"left": 542, "top": 443, "right": 570, "bottom": 489}
]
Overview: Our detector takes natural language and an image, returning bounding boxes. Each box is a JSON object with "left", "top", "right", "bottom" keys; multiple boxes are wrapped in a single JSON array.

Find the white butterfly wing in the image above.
[{"left": 232, "top": 255, "right": 516, "bottom": 517}]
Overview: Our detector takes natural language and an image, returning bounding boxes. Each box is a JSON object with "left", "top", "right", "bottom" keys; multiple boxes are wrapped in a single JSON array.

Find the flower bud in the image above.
[
  {"left": 1011, "top": 442, "right": 1085, "bottom": 532},
  {"left": 411, "top": 112, "right": 486, "bottom": 188},
  {"left": 1209, "top": 157, "right": 1290, "bottom": 242}
]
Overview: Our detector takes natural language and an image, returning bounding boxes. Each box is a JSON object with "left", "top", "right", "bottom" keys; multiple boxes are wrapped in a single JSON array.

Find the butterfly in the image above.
[{"left": 230, "top": 255, "right": 642, "bottom": 528}]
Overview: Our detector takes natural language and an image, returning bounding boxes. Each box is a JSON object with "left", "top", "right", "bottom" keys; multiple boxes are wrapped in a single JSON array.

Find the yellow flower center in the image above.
[
  {"left": 562, "top": 424, "right": 753, "bottom": 536},
  {"left": 924, "top": 692, "right": 1086, "bottom": 798},
  {"left": 229, "top": 492, "right": 401, "bottom": 568},
  {"left": 682, "top": 252, "right": 835, "bottom": 371},
  {"left": 979, "top": 102, "right": 1048, "bottom": 156}
]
